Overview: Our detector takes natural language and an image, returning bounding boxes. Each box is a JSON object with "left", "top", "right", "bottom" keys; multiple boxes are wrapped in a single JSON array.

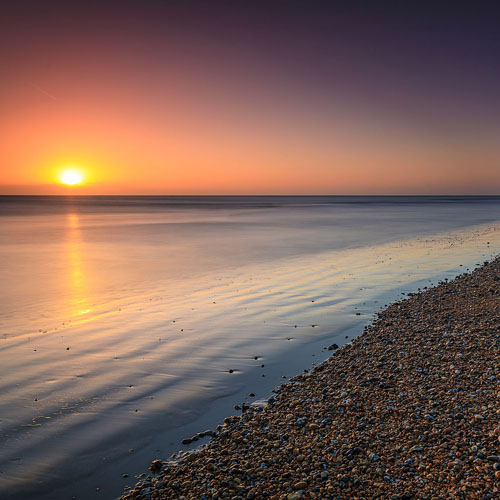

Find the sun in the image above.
[{"left": 59, "top": 168, "right": 84, "bottom": 186}]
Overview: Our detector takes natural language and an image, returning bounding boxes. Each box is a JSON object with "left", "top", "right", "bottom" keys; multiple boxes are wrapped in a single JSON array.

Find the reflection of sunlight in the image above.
[{"left": 66, "top": 213, "right": 92, "bottom": 315}]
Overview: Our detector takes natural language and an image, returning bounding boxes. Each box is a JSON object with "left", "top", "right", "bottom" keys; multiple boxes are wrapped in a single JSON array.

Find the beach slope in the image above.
[{"left": 121, "top": 258, "right": 500, "bottom": 499}]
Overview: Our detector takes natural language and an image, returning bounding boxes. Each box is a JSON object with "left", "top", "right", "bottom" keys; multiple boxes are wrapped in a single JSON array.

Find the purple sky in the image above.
[{"left": 1, "top": 1, "right": 499, "bottom": 194}]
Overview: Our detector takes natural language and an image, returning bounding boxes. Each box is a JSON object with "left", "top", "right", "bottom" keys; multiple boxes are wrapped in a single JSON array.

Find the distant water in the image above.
[{"left": 1, "top": 195, "right": 500, "bottom": 499}]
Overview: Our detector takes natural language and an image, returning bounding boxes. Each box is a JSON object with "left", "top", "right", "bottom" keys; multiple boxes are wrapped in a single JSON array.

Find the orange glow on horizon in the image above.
[{"left": 1, "top": 3, "right": 500, "bottom": 196}]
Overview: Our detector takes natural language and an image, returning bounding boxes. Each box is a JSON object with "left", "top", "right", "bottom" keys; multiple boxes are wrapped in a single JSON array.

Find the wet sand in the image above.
[{"left": 121, "top": 256, "right": 500, "bottom": 499}]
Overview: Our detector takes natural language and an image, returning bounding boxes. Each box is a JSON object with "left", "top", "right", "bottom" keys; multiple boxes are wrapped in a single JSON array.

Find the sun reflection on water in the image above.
[{"left": 66, "top": 213, "right": 92, "bottom": 315}]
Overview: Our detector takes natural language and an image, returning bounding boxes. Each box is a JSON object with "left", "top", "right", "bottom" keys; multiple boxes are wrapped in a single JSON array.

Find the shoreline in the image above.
[
  {"left": 3, "top": 219, "right": 498, "bottom": 500},
  {"left": 120, "top": 256, "right": 500, "bottom": 500}
]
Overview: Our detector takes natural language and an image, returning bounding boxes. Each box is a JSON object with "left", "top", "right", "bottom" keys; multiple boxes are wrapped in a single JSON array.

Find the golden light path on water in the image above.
[{"left": 66, "top": 213, "right": 92, "bottom": 316}]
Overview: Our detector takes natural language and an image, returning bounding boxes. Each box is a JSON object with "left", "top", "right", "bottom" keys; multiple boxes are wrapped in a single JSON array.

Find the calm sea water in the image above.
[{"left": 1, "top": 195, "right": 500, "bottom": 499}]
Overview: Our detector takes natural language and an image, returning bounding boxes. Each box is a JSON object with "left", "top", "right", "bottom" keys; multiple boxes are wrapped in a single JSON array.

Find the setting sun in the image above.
[{"left": 60, "top": 168, "right": 84, "bottom": 186}]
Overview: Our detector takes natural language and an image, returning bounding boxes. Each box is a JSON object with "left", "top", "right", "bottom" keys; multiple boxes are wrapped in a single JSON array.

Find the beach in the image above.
[
  {"left": 121, "top": 257, "right": 500, "bottom": 499},
  {"left": 2, "top": 196, "right": 500, "bottom": 499}
]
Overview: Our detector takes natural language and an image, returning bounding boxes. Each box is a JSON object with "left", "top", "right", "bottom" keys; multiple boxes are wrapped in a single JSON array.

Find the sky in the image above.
[{"left": 1, "top": 0, "right": 499, "bottom": 195}]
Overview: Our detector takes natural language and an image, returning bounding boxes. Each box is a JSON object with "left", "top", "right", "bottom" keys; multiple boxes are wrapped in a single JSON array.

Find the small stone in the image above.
[
  {"left": 149, "top": 459, "right": 162, "bottom": 473},
  {"left": 293, "top": 481, "right": 307, "bottom": 490}
]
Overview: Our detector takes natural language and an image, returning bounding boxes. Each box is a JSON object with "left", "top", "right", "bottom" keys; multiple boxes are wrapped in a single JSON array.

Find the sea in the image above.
[{"left": 1, "top": 195, "right": 500, "bottom": 499}]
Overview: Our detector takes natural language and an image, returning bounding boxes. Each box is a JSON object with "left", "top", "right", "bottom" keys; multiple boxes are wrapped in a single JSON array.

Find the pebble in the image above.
[{"left": 149, "top": 459, "right": 162, "bottom": 473}]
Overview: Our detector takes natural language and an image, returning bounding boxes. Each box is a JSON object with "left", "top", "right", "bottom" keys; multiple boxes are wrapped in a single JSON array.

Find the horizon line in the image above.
[{"left": 2, "top": 193, "right": 500, "bottom": 197}]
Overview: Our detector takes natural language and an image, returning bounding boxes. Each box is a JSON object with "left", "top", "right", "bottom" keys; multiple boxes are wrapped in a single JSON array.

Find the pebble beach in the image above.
[{"left": 123, "top": 256, "right": 500, "bottom": 500}]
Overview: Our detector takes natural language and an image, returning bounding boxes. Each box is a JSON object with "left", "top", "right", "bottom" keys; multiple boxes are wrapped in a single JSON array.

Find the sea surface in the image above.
[{"left": 1, "top": 195, "right": 500, "bottom": 499}]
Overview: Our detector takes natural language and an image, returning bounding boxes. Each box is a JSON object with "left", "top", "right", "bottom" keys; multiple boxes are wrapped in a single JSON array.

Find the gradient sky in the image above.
[{"left": 1, "top": 0, "right": 499, "bottom": 194}]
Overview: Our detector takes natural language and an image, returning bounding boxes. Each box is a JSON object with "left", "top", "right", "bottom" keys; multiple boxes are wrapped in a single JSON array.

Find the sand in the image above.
[{"left": 120, "top": 257, "right": 500, "bottom": 499}]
